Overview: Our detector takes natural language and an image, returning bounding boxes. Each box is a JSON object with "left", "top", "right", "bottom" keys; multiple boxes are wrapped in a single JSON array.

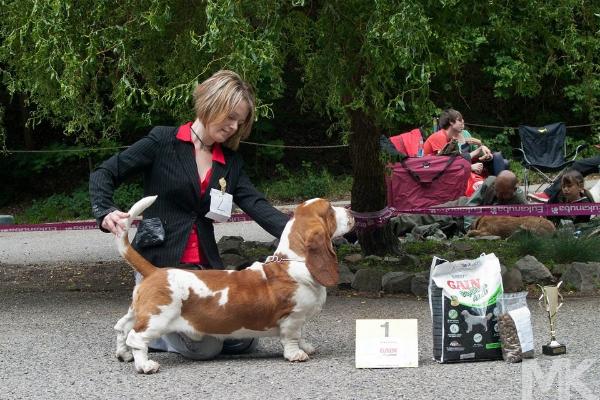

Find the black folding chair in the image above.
[{"left": 515, "top": 122, "right": 586, "bottom": 195}]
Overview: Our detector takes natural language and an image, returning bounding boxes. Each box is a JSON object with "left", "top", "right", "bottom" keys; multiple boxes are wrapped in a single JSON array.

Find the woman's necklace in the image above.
[{"left": 190, "top": 125, "right": 213, "bottom": 152}]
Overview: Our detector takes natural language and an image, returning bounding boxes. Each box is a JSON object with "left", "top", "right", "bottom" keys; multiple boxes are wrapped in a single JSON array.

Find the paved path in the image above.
[
  {"left": 1, "top": 197, "right": 599, "bottom": 399},
  {"left": 0, "top": 219, "right": 279, "bottom": 266},
  {"left": 1, "top": 291, "right": 598, "bottom": 400}
]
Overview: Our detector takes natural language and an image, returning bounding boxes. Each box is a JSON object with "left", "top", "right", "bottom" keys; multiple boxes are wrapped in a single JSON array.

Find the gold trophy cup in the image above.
[{"left": 538, "top": 282, "right": 567, "bottom": 356}]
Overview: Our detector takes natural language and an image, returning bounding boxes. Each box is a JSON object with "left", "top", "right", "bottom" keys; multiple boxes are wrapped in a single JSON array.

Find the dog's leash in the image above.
[{"left": 264, "top": 255, "right": 304, "bottom": 264}]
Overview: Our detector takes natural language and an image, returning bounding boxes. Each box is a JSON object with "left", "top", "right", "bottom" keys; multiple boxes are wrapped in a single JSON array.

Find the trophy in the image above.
[{"left": 538, "top": 282, "right": 567, "bottom": 356}]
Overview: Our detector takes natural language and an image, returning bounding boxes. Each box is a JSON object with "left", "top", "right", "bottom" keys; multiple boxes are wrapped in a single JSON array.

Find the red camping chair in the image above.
[{"left": 389, "top": 128, "right": 424, "bottom": 157}]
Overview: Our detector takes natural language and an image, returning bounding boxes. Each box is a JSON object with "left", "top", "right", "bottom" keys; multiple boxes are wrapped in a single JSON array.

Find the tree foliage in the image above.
[
  {"left": 0, "top": 0, "right": 288, "bottom": 143},
  {"left": 1, "top": 0, "right": 600, "bottom": 252},
  {"left": 2, "top": 1, "right": 599, "bottom": 142}
]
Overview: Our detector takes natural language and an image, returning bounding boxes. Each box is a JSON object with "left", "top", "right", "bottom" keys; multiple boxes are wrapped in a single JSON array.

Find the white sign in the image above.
[
  {"left": 355, "top": 319, "right": 419, "bottom": 368},
  {"left": 205, "top": 188, "right": 233, "bottom": 222}
]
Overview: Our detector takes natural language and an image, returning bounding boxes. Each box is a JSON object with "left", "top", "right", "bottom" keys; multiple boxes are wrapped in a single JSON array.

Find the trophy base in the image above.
[{"left": 542, "top": 343, "right": 566, "bottom": 356}]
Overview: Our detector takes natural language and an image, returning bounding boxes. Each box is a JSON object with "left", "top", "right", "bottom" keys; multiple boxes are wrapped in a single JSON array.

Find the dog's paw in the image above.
[
  {"left": 299, "top": 340, "right": 315, "bottom": 355},
  {"left": 284, "top": 349, "right": 309, "bottom": 362},
  {"left": 116, "top": 349, "right": 133, "bottom": 362},
  {"left": 135, "top": 359, "right": 160, "bottom": 374}
]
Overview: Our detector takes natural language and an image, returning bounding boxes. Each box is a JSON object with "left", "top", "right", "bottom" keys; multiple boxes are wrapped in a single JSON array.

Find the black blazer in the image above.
[{"left": 89, "top": 126, "right": 288, "bottom": 268}]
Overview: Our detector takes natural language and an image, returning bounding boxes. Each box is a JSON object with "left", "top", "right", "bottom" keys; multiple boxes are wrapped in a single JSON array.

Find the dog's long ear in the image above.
[
  {"left": 472, "top": 216, "right": 482, "bottom": 230},
  {"left": 305, "top": 226, "right": 339, "bottom": 287}
]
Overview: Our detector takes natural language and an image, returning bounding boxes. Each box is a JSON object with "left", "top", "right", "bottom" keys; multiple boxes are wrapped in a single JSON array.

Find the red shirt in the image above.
[
  {"left": 423, "top": 129, "right": 449, "bottom": 155},
  {"left": 176, "top": 122, "right": 226, "bottom": 265}
]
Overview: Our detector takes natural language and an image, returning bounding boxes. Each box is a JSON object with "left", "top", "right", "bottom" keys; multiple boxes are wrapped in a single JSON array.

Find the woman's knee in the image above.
[{"left": 163, "top": 333, "right": 223, "bottom": 360}]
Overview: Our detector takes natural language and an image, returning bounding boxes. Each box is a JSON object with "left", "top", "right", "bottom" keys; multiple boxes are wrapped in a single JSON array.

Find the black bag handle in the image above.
[{"left": 400, "top": 155, "right": 457, "bottom": 183}]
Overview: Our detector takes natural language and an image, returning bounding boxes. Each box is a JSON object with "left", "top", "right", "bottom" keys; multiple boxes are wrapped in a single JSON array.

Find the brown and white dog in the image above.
[
  {"left": 114, "top": 196, "right": 354, "bottom": 374},
  {"left": 467, "top": 216, "right": 555, "bottom": 239}
]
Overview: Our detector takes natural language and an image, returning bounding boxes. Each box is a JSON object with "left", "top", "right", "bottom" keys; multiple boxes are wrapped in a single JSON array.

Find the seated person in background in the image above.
[
  {"left": 548, "top": 169, "right": 593, "bottom": 225},
  {"left": 528, "top": 155, "right": 600, "bottom": 203},
  {"left": 425, "top": 109, "right": 507, "bottom": 177},
  {"left": 391, "top": 170, "right": 526, "bottom": 237}
]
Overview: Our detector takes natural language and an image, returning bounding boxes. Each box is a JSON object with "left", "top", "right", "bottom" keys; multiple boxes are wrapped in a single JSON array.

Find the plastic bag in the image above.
[
  {"left": 429, "top": 253, "right": 503, "bottom": 363},
  {"left": 497, "top": 291, "right": 534, "bottom": 363}
]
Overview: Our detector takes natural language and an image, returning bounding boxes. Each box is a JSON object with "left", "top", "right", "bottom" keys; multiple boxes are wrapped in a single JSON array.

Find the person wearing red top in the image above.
[
  {"left": 90, "top": 70, "right": 288, "bottom": 360},
  {"left": 424, "top": 109, "right": 507, "bottom": 195}
]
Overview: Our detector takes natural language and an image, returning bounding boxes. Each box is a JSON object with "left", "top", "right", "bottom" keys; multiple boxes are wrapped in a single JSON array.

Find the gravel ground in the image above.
[{"left": 1, "top": 290, "right": 598, "bottom": 400}]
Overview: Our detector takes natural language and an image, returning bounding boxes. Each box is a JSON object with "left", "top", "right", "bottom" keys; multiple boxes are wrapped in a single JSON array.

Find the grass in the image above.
[
  {"left": 257, "top": 163, "right": 352, "bottom": 204},
  {"left": 339, "top": 231, "right": 600, "bottom": 272}
]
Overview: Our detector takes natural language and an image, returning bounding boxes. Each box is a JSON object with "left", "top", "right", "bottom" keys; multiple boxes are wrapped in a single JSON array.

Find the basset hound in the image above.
[{"left": 114, "top": 196, "right": 354, "bottom": 374}]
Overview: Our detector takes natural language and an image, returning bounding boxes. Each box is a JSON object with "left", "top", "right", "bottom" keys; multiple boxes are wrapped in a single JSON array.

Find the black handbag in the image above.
[{"left": 133, "top": 217, "right": 165, "bottom": 248}]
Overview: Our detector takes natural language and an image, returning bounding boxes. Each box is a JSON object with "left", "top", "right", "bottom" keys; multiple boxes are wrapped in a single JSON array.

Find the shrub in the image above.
[
  {"left": 15, "top": 183, "right": 143, "bottom": 223},
  {"left": 17, "top": 186, "right": 91, "bottom": 223},
  {"left": 258, "top": 162, "right": 352, "bottom": 202}
]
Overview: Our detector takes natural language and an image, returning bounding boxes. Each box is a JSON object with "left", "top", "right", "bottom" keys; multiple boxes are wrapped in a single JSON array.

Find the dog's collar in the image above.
[{"left": 264, "top": 255, "right": 303, "bottom": 264}]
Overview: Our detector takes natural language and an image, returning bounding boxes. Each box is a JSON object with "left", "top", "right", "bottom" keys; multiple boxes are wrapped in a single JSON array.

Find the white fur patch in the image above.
[
  {"left": 217, "top": 288, "right": 229, "bottom": 306},
  {"left": 247, "top": 262, "right": 267, "bottom": 279},
  {"left": 303, "top": 198, "right": 320, "bottom": 206},
  {"left": 332, "top": 206, "right": 354, "bottom": 237}
]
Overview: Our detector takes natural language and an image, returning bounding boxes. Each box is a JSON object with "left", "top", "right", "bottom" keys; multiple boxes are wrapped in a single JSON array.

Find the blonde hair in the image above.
[{"left": 193, "top": 70, "right": 255, "bottom": 151}]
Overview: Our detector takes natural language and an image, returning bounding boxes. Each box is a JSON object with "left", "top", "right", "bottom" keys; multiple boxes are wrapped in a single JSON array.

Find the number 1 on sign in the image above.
[
  {"left": 355, "top": 319, "right": 419, "bottom": 368},
  {"left": 381, "top": 321, "right": 389, "bottom": 337}
]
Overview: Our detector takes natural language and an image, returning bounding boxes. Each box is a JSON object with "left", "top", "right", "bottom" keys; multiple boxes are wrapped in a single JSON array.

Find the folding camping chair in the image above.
[
  {"left": 389, "top": 128, "right": 424, "bottom": 157},
  {"left": 514, "top": 122, "right": 586, "bottom": 195}
]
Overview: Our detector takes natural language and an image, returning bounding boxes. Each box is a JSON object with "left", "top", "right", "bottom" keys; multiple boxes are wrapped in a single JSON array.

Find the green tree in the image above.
[
  {"left": 285, "top": 1, "right": 438, "bottom": 254},
  {"left": 2, "top": 0, "right": 599, "bottom": 256},
  {"left": 285, "top": 0, "right": 600, "bottom": 254},
  {"left": 0, "top": 0, "right": 287, "bottom": 143}
]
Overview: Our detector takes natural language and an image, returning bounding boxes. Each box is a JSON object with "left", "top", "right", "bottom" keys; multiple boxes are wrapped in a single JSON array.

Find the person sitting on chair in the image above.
[
  {"left": 547, "top": 169, "right": 593, "bottom": 226},
  {"left": 424, "top": 108, "right": 507, "bottom": 177},
  {"left": 529, "top": 155, "right": 600, "bottom": 203}
]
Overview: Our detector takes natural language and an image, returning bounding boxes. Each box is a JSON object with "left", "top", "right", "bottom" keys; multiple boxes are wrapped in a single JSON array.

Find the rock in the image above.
[
  {"left": 453, "top": 242, "right": 473, "bottom": 252},
  {"left": 515, "top": 255, "right": 554, "bottom": 284},
  {"left": 560, "top": 262, "right": 600, "bottom": 292},
  {"left": 551, "top": 263, "right": 569, "bottom": 277},
  {"left": 502, "top": 268, "right": 524, "bottom": 293},
  {"left": 332, "top": 237, "right": 349, "bottom": 247},
  {"left": 411, "top": 271, "right": 430, "bottom": 297},
  {"left": 0, "top": 215, "right": 15, "bottom": 225},
  {"left": 382, "top": 271, "right": 414, "bottom": 294},
  {"left": 351, "top": 269, "right": 385, "bottom": 293},
  {"left": 221, "top": 253, "right": 251, "bottom": 270},
  {"left": 363, "top": 255, "right": 383, "bottom": 263},
  {"left": 399, "top": 254, "right": 421, "bottom": 270},
  {"left": 344, "top": 253, "right": 363, "bottom": 264},
  {"left": 337, "top": 264, "right": 355, "bottom": 289},
  {"left": 218, "top": 236, "right": 244, "bottom": 255}
]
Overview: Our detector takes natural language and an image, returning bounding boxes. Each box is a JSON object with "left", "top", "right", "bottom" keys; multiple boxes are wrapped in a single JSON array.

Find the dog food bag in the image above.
[
  {"left": 429, "top": 253, "right": 503, "bottom": 363},
  {"left": 497, "top": 292, "right": 534, "bottom": 363}
]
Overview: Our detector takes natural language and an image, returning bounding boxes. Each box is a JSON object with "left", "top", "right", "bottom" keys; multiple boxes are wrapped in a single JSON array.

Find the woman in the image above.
[{"left": 90, "top": 70, "right": 289, "bottom": 359}]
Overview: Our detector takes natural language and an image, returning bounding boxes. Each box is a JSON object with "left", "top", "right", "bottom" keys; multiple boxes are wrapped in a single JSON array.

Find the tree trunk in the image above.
[{"left": 349, "top": 109, "right": 403, "bottom": 256}]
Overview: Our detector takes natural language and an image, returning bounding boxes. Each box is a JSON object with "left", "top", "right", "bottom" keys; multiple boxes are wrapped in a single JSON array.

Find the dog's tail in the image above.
[{"left": 116, "top": 196, "right": 159, "bottom": 278}]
